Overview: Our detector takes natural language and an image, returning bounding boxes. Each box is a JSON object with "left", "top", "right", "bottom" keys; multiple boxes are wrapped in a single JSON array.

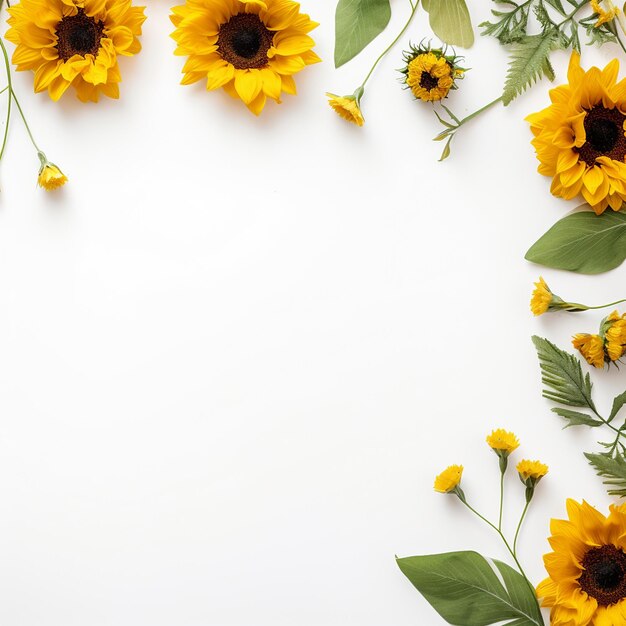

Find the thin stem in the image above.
[
  {"left": 0, "top": 31, "right": 12, "bottom": 162},
  {"left": 359, "top": 0, "right": 420, "bottom": 89},
  {"left": 11, "top": 90, "right": 41, "bottom": 153},
  {"left": 498, "top": 471, "right": 504, "bottom": 531},
  {"left": 456, "top": 97, "right": 503, "bottom": 128},
  {"left": 460, "top": 500, "right": 538, "bottom": 603},
  {"left": 555, "top": 0, "right": 587, "bottom": 28},
  {"left": 513, "top": 501, "right": 530, "bottom": 557}
]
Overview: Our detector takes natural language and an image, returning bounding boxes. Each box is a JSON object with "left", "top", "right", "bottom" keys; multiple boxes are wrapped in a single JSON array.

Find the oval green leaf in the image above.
[
  {"left": 334, "top": 0, "right": 392, "bottom": 68},
  {"left": 422, "top": 0, "right": 475, "bottom": 48},
  {"left": 397, "top": 551, "right": 544, "bottom": 626},
  {"left": 525, "top": 209, "right": 626, "bottom": 274}
]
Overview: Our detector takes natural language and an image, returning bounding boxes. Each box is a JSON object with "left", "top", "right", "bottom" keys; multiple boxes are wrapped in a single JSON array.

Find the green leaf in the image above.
[
  {"left": 585, "top": 452, "right": 626, "bottom": 497},
  {"left": 532, "top": 336, "right": 596, "bottom": 410},
  {"left": 502, "top": 31, "right": 556, "bottom": 105},
  {"left": 525, "top": 210, "right": 626, "bottom": 274},
  {"left": 397, "top": 551, "right": 543, "bottom": 626},
  {"left": 480, "top": 1, "right": 531, "bottom": 45},
  {"left": 609, "top": 391, "right": 626, "bottom": 423},
  {"left": 422, "top": 0, "right": 475, "bottom": 47},
  {"left": 334, "top": 0, "right": 392, "bottom": 68},
  {"left": 552, "top": 407, "right": 602, "bottom": 428}
]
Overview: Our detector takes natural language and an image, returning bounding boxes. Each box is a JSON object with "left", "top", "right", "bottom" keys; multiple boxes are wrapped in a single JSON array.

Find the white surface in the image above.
[{"left": 0, "top": 1, "right": 625, "bottom": 624}]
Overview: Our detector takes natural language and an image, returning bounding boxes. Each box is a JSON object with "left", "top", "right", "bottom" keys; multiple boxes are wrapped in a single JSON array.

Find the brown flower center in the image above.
[
  {"left": 56, "top": 9, "right": 104, "bottom": 61},
  {"left": 217, "top": 13, "right": 273, "bottom": 70},
  {"left": 576, "top": 105, "right": 626, "bottom": 166},
  {"left": 419, "top": 71, "right": 439, "bottom": 91},
  {"left": 579, "top": 545, "right": 626, "bottom": 606}
]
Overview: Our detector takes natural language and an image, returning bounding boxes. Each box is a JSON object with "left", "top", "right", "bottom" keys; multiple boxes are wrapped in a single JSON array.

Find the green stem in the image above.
[
  {"left": 513, "top": 501, "right": 530, "bottom": 557},
  {"left": 460, "top": 500, "right": 535, "bottom": 593},
  {"left": 498, "top": 470, "right": 504, "bottom": 532},
  {"left": 455, "top": 97, "right": 503, "bottom": 128},
  {"left": 359, "top": 0, "right": 420, "bottom": 89},
  {"left": 11, "top": 90, "right": 41, "bottom": 153},
  {"left": 555, "top": 0, "right": 587, "bottom": 28},
  {"left": 0, "top": 30, "right": 12, "bottom": 162},
  {"left": 567, "top": 298, "right": 626, "bottom": 311}
]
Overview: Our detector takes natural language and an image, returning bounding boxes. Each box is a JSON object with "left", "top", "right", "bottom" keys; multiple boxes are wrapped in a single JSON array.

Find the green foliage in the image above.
[
  {"left": 525, "top": 210, "right": 626, "bottom": 275},
  {"left": 334, "top": 0, "right": 392, "bottom": 67},
  {"left": 532, "top": 336, "right": 596, "bottom": 410},
  {"left": 585, "top": 452, "right": 626, "bottom": 498},
  {"left": 502, "top": 32, "right": 556, "bottom": 105},
  {"left": 422, "top": 0, "right": 475, "bottom": 48},
  {"left": 552, "top": 408, "right": 603, "bottom": 428},
  {"left": 533, "top": 337, "right": 626, "bottom": 498},
  {"left": 397, "top": 551, "right": 544, "bottom": 626}
]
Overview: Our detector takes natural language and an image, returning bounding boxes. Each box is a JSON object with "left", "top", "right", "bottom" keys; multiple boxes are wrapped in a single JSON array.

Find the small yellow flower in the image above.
[
  {"left": 517, "top": 459, "right": 548, "bottom": 485},
  {"left": 486, "top": 429, "right": 520, "bottom": 457},
  {"left": 572, "top": 333, "right": 606, "bottom": 368},
  {"left": 400, "top": 43, "right": 465, "bottom": 103},
  {"left": 434, "top": 464, "right": 463, "bottom": 493},
  {"left": 38, "top": 162, "right": 67, "bottom": 191},
  {"left": 591, "top": 0, "right": 620, "bottom": 26},
  {"left": 326, "top": 92, "right": 364, "bottom": 127},
  {"left": 531, "top": 277, "right": 554, "bottom": 315}
]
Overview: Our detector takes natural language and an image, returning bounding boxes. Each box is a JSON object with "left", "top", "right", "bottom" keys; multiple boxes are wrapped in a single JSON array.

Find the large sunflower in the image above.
[
  {"left": 537, "top": 499, "right": 626, "bottom": 626},
  {"left": 6, "top": 0, "right": 146, "bottom": 102},
  {"left": 170, "top": 0, "right": 320, "bottom": 115},
  {"left": 527, "top": 52, "right": 626, "bottom": 214}
]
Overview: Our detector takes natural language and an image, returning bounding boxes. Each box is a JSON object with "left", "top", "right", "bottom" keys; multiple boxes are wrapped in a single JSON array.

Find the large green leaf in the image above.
[
  {"left": 422, "top": 0, "right": 475, "bottom": 48},
  {"left": 585, "top": 452, "right": 626, "bottom": 498},
  {"left": 397, "top": 551, "right": 543, "bottom": 626},
  {"left": 334, "top": 0, "right": 392, "bottom": 68},
  {"left": 525, "top": 209, "right": 626, "bottom": 274}
]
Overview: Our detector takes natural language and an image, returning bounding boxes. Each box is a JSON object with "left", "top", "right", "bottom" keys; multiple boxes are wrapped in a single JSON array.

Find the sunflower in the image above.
[
  {"left": 6, "top": 0, "right": 145, "bottom": 102},
  {"left": 526, "top": 52, "right": 626, "bottom": 214},
  {"left": 591, "top": 0, "right": 620, "bottom": 27},
  {"left": 170, "top": 0, "right": 320, "bottom": 115},
  {"left": 38, "top": 162, "right": 68, "bottom": 191},
  {"left": 531, "top": 277, "right": 556, "bottom": 315},
  {"left": 400, "top": 43, "right": 464, "bottom": 103},
  {"left": 572, "top": 310, "right": 626, "bottom": 368},
  {"left": 516, "top": 460, "right": 548, "bottom": 486},
  {"left": 537, "top": 499, "right": 626, "bottom": 626}
]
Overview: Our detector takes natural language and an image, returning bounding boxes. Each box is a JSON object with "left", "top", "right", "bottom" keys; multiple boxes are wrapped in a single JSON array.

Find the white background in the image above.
[{"left": 0, "top": 0, "right": 625, "bottom": 624}]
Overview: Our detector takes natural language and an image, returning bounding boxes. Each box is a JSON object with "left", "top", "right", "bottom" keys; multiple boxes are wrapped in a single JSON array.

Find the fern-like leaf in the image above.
[
  {"left": 532, "top": 336, "right": 597, "bottom": 411},
  {"left": 585, "top": 452, "right": 626, "bottom": 498},
  {"left": 502, "top": 31, "right": 557, "bottom": 105}
]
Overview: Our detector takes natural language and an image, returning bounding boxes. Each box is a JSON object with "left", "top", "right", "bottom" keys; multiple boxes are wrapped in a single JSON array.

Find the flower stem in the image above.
[
  {"left": 460, "top": 500, "right": 538, "bottom": 601},
  {"left": 11, "top": 90, "right": 42, "bottom": 153},
  {"left": 498, "top": 470, "right": 505, "bottom": 532},
  {"left": 359, "top": 0, "right": 420, "bottom": 90},
  {"left": 0, "top": 30, "right": 13, "bottom": 162},
  {"left": 455, "top": 97, "right": 503, "bottom": 127},
  {"left": 513, "top": 501, "right": 530, "bottom": 557}
]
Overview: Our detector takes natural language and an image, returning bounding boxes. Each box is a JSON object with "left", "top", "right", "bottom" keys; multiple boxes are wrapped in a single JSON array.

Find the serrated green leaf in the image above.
[
  {"left": 585, "top": 452, "right": 626, "bottom": 497},
  {"left": 479, "top": 1, "right": 531, "bottom": 45},
  {"left": 423, "top": 0, "right": 475, "bottom": 48},
  {"left": 609, "top": 391, "right": 626, "bottom": 423},
  {"left": 397, "top": 551, "right": 544, "bottom": 626},
  {"left": 525, "top": 210, "right": 626, "bottom": 275},
  {"left": 532, "top": 336, "right": 596, "bottom": 410},
  {"left": 552, "top": 407, "right": 602, "bottom": 428},
  {"left": 334, "top": 0, "right": 392, "bottom": 68},
  {"left": 502, "top": 31, "right": 556, "bottom": 105}
]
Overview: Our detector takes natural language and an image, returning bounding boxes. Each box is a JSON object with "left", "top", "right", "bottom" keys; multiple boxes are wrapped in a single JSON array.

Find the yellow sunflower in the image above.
[
  {"left": 537, "top": 499, "right": 626, "bottom": 626},
  {"left": 38, "top": 162, "right": 68, "bottom": 191},
  {"left": 486, "top": 429, "right": 520, "bottom": 457},
  {"left": 170, "top": 0, "right": 320, "bottom": 115},
  {"left": 603, "top": 310, "right": 626, "bottom": 361},
  {"left": 401, "top": 44, "right": 464, "bottom": 103},
  {"left": 527, "top": 52, "right": 626, "bottom": 214},
  {"left": 591, "top": 0, "right": 620, "bottom": 27},
  {"left": 573, "top": 333, "right": 607, "bottom": 368},
  {"left": 531, "top": 276, "right": 555, "bottom": 315},
  {"left": 6, "top": 0, "right": 145, "bottom": 102}
]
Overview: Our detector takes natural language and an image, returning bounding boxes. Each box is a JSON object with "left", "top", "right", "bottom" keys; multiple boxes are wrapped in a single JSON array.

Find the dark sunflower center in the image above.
[
  {"left": 55, "top": 9, "right": 104, "bottom": 61},
  {"left": 419, "top": 71, "right": 439, "bottom": 91},
  {"left": 576, "top": 105, "right": 626, "bottom": 166},
  {"left": 217, "top": 13, "right": 273, "bottom": 70},
  {"left": 579, "top": 545, "right": 626, "bottom": 606}
]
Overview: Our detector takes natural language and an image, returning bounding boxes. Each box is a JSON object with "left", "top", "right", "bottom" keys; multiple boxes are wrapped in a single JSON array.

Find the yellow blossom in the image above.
[
  {"left": 434, "top": 465, "right": 463, "bottom": 493},
  {"left": 486, "top": 429, "right": 520, "bottom": 456},
  {"left": 572, "top": 333, "right": 606, "bottom": 368},
  {"left": 517, "top": 459, "right": 548, "bottom": 484},
  {"left": 38, "top": 163, "right": 67, "bottom": 191},
  {"left": 591, "top": 0, "right": 620, "bottom": 26},
  {"left": 326, "top": 93, "right": 364, "bottom": 127},
  {"left": 531, "top": 277, "right": 554, "bottom": 315}
]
